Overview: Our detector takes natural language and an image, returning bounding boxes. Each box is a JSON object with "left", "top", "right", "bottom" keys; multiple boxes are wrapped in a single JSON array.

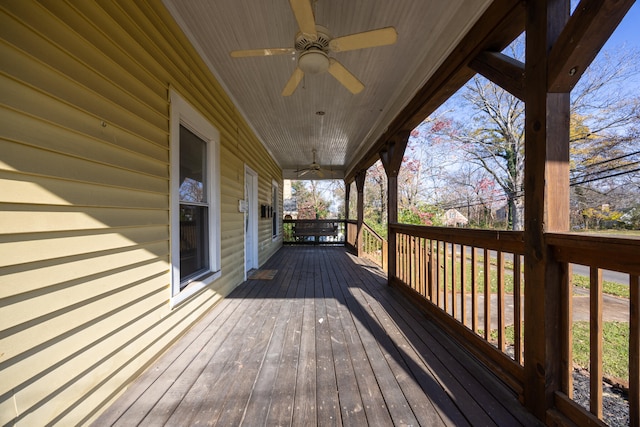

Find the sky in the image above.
[{"left": 604, "top": 3, "right": 640, "bottom": 50}]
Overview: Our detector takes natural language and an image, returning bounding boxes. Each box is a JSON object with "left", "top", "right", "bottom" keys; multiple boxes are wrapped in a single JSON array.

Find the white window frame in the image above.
[
  {"left": 169, "top": 89, "right": 221, "bottom": 308},
  {"left": 272, "top": 180, "right": 280, "bottom": 240}
]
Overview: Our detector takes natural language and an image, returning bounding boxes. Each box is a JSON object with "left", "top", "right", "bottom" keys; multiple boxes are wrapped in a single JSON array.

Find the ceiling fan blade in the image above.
[
  {"left": 329, "top": 27, "right": 398, "bottom": 53},
  {"left": 282, "top": 67, "right": 304, "bottom": 96},
  {"left": 328, "top": 59, "right": 364, "bottom": 94},
  {"left": 298, "top": 169, "right": 311, "bottom": 176},
  {"left": 289, "top": 0, "right": 317, "bottom": 38},
  {"left": 230, "top": 48, "right": 296, "bottom": 58}
]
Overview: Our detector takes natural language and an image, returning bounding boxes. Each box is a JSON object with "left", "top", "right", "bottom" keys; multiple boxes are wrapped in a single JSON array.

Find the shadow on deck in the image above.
[{"left": 95, "top": 246, "right": 541, "bottom": 426}]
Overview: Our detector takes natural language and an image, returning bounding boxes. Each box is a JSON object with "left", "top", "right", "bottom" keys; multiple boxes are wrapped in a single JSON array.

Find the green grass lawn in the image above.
[
  {"left": 570, "top": 321, "right": 629, "bottom": 381},
  {"left": 486, "top": 322, "right": 629, "bottom": 382},
  {"left": 572, "top": 274, "right": 630, "bottom": 299},
  {"left": 429, "top": 252, "right": 629, "bottom": 299}
]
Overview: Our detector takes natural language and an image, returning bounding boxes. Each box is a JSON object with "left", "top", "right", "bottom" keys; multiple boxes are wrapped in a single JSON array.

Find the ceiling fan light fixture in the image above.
[{"left": 298, "top": 48, "right": 329, "bottom": 74}]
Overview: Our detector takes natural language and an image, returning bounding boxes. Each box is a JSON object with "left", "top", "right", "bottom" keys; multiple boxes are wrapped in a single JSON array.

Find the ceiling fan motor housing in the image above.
[{"left": 295, "top": 25, "right": 332, "bottom": 74}]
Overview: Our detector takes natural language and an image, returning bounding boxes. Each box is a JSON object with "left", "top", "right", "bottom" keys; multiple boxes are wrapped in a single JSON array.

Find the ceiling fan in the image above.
[
  {"left": 230, "top": 0, "right": 398, "bottom": 96},
  {"left": 296, "top": 149, "right": 331, "bottom": 177}
]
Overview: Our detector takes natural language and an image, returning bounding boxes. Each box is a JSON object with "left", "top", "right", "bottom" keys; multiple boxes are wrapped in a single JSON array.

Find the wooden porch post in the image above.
[
  {"left": 344, "top": 178, "right": 351, "bottom": 245},
  {"left": 380, "top": 131, "right": 410, "bottom": 284},
  {"left": 523, "top": 0, "right": 570, "bottom": 418},
  {"left": 355, "top": 171, "right": 366, "bottom": 257},
  {"left": 345, "top": 179, "right": 351, "bottom": 220}
]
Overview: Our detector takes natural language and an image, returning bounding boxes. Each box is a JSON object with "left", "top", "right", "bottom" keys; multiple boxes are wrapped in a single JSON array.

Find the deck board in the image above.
[{"left": 95, "top": 247, "right": 542, "bottom": 427}]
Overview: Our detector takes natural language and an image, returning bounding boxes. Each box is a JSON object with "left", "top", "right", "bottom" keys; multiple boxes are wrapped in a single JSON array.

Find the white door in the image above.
[{"left": 244, "top": 166, "right": 258, "bottom": 276}]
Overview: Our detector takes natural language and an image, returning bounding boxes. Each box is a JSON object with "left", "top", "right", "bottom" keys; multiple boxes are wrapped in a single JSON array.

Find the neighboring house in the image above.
[
  {"left": 283, "top": 198, "right": 298, "bottom": 219},
  {"left": 0, "top": 3, "right": 281, "bottom": 424},
  {"left": 443, "top": 208, "right": 469, "bottom": 227}
]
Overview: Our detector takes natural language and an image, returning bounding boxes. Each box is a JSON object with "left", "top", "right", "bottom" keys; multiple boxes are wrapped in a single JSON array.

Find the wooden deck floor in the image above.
[{"left": 95, "top": 247, "right": 541, "bottom": 426}]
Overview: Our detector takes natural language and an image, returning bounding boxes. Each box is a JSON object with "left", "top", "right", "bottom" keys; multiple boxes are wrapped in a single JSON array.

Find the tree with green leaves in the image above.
[{"left": 291, "top": 180, "right": 332, "bottom": 219}]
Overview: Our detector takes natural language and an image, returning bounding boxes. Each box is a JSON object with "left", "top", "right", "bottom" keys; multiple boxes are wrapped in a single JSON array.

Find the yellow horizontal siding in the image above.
[
  {"left": 0, "top": 171, "right": 168, "bottom": 209},
  {"left": 0, "top": 75, "right": 169, "bottom": 162},
  {"left": 0, "top": 37, "right": 167, "bottom": 136},
  {"left": 0, "top": 260, "right": 169, "bottom": 374},
  {"left": 0, "top": 206, "right": 168, "bottom": 235},
  {"left": 0, "top": 0, "right": 283, "bottom": 425},
  {"left": 0, "top": 140, "right": 168, "bottom": 193},
  {"left": 0, "top": 106, "right": 168, "bottom": 177},
  {"left": 0, "top": 243, "right": 168, "bottom": 298},
  {"left": 1, "top": 226, "right": 168, "bottom": 267},
  {"left": 1, "top": 2, "right": 168, "bottom": 126}
]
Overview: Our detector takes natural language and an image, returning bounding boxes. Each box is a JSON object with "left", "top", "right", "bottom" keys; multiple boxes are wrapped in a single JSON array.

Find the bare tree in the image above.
[{"left": 435, "top": 39, "right": 640, "bottom": 230}]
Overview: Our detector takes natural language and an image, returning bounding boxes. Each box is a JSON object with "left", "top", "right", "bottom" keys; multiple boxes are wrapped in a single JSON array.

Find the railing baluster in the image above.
[
  {"left": 630, "top": 274, "right": 639, "bottom": 427},
  {"left": 514, "top": 254, "right": 523, "bottom": 365},
  {"left": 436, "top": 241, "right": 441, "bottom": 308},
  {"left": 429, "top": 239, "right": 436, "bottom": 302},
  {"left": 397, "top": 233, "right": 402, "bottom": 282},
  {"left": 562, "top": 263, "right": 573, "bottom": 397},
  {"left": 497, "top": 251, "right": 505, "bottom": 352},
  {"left": 407, "top": 235, "right": 412, "bottom": 290},
  {"left": 472, "top": 247, "right": 478, "bottom": 334},
  {"left": 420, "top": 238, "right": 426, "bottom": 297},
  {"left": 396, "top": 234, "right": 407, "bottom": 283},
  {"left": 444, "top": 242, "right": 449, "bottom": 314},
  {"left": 410, "top": 235, "right": 415, "bottom": 290},
  {"left": 484, "top": 248, "right": 491, "bottom": 341},
  {"left": 407, "top": 235, "right": 411, "bottom": 285},
  {"left": 452, "top": 243, "right": 458, "bottom": 320},
  {"left": 461, "top": 244, "right": 467, "bottom": 327},
  {"left": 415, "top": 237, "right": 420, "bottom": 295},
  {"left": 590, "top": 267, "right": 603, "bottom": 419},
  {"left": 415, "top": 237, "right": 421, "bottom": 294}
]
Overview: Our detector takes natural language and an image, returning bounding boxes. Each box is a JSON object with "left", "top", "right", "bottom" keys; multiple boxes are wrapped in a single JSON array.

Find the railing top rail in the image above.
[
  {"left": 546, "top": 232, "right": 640, "bottom": 275},
  {"left": 362, "top": 221, "right": 386, "bottom": 242},
  {"left": 391, "top": 223, "right": 524, "bottom": 253}
]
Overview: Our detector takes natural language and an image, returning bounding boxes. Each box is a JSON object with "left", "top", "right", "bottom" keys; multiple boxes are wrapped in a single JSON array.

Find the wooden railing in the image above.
[
  {"left": 389, "top": 223, "right": 639, "bottom": 426},
  {"left": 391, "top": 223, "right": 526, "bottom": 392},
  {"left": 546, "top": 233, "right": 639, "bottom": 427},
  {"left": 346, "top": 220, "right": 357, "bottom": 249},
  {"left": 361, "top": 223, "right": 388, "bottom": 271},
  {"left": 345, "top": 220, "right": 387, "bottom": 271}
]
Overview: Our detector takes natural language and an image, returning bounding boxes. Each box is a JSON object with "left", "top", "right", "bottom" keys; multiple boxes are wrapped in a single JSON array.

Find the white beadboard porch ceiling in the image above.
[{"left": 163, "top": 0, "right": 492, "bottom": 179}]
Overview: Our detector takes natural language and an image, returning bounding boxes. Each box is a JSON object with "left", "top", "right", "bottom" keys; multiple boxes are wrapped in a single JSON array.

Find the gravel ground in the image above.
[
  {"left": 503, "top": 346, "right": 630, "bottom": 426},
  {"left": 572, "top": 367, "right": 629, "bottom": 426}
]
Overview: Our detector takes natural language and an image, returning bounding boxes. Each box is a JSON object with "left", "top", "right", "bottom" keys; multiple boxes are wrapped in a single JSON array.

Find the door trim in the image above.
[{"left": 244, "top": 165, "right": 259, "bottom": 279}]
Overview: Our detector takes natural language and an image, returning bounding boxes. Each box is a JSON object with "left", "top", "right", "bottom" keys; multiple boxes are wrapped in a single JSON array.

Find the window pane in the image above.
[
  {"left": 179, "top": 125, "right": 206, "bottom": 203},
  {"left": 180, "top": 205, "right": 209, "bottom": 284}
]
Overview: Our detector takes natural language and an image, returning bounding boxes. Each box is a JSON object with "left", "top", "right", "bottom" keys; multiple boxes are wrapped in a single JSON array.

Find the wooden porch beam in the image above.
[
  {"left": 379, "top": 131, "right": 410, "bottom": 179},
  {"left": 469, "top": 51, "right": 525, "bottom": 100},
  {"left": 548, "top": 0, "right": 635, "bottom": 92}
]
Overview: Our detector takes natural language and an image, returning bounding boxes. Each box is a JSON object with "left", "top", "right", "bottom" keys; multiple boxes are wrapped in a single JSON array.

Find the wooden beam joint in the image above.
[
  {"left": 547, "top": 0, "right": 635, "bottom": 92},
  {"left": 380, "top": 131, "right": 411, "bottom": 178},
  {"left": 469, "top": 51, "right": 525, "bottom": 100}
]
